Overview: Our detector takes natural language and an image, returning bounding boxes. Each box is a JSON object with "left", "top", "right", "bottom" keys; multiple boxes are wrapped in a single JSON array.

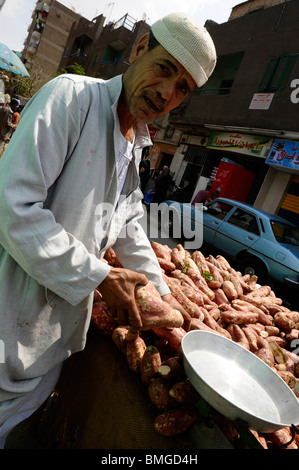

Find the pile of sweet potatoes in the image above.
[{"left": 91, "top": 244, "right": 299, "bottom": 449}]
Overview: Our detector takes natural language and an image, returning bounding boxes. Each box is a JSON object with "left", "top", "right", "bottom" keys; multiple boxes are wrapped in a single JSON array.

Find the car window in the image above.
[
  {"left": 271, "top": 221, "right": 299, "bottom": 246},
  {"left": 205, "top": 201, "right": 234, "bottom": 220},
  {"left": 227, "top": 208, "right": 260, "bottom": 235}
]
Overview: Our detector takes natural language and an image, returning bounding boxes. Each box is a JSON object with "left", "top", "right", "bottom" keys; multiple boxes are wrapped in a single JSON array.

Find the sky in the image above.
[{"left": 0, "top": 0, "right": 242, "bottom": 52}]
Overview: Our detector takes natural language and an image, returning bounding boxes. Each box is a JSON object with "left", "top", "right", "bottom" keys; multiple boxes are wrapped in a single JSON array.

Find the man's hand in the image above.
[
  {"left": 98, "top": 267, "right": 148, "bottom": 328},
  {"left": 162, "top": 293, "right": 191, "bottom": 331}
]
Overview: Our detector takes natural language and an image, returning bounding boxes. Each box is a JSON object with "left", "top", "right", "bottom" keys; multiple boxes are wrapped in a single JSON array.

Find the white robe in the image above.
[{"left": 0, "top": 73, "right": 170, "bottom": 425}]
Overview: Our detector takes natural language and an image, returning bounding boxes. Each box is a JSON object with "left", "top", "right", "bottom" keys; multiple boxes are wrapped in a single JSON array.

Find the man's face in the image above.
[{"left": 123, "top": 34, "right": 197, "bottom": 124}]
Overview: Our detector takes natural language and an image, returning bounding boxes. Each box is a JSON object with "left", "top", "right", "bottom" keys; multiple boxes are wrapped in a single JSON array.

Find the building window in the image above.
[
  {"left": 101, "top": 45, "right": 126, "bottom": 64},
  {"left": 258, "top": 54, "right": 299, "bottom": 92},
  {"left": 164, "top": 126, "right": 175, "bottom": 140},
  {"left": 199, "top": 52, "right": 244, "bottom": 96}
]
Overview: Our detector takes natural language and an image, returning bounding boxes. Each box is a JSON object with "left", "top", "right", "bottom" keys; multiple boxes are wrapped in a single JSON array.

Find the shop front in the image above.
[
  {"left": 206, "top": 133, "right": 272, "bottom": 201},
  {"left": 175, "top": 131, "right": 273, "bottom": 204}
]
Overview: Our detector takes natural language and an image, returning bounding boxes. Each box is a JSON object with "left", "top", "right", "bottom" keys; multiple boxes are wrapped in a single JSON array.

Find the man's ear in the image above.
[{"left": 129, "top": 33, "right": 150, "bottom": 64}]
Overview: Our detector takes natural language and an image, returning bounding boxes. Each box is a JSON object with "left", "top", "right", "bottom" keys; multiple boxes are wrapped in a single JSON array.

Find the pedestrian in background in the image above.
[
  {"left": 0, "top": 95, "right": 17, "bottom": 157},
  {"left": 153, "top": 165, "right": 173, "bottom": 203}
]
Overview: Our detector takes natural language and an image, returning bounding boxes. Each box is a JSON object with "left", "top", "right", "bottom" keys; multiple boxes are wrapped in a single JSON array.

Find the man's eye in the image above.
[
  {"left": 179, "top": 85, "right": 188, "bottom": 94},
  {"left": 159, "top": 64, "right": 169, "bottom": 74}
]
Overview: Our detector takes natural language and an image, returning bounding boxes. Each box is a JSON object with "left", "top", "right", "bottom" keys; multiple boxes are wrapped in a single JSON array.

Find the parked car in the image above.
[{"left": 161, "top": 197, "right": 299, "bottom": 287}]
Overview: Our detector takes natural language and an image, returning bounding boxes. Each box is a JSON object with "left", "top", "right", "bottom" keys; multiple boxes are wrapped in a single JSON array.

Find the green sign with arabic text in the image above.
[{"left": 207, "top": 132, "right": 271, "bottom": 156}]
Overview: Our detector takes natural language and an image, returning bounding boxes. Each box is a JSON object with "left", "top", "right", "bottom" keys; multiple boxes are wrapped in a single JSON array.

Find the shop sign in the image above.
[
  {"left": 207, "top": 132, "right": 271, "bottom": 156},
  {"left": 266, "top": 140, "right": 299, "bottom": 172},
  {"left": 249, "top": 93, "right": 274, "bottom": 110}
]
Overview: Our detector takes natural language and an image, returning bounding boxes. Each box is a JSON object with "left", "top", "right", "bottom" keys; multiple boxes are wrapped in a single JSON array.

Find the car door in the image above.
[
  {"left": 213, "top": 206, "right": 261, "bottom": 257},
  {"left": 202, "top": 201, "right": 235, "bottom": 246}
]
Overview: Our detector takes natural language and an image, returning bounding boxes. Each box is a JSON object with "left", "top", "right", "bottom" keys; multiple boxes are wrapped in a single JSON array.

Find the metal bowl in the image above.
[{"left": 181, "top": 330, "right": 299, "bottom": 433}]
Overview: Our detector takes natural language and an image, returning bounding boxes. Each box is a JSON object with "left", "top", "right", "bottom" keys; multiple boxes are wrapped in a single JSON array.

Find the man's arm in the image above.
[{"left": 0, "top": 77, "right": 110, "bottom": 306}]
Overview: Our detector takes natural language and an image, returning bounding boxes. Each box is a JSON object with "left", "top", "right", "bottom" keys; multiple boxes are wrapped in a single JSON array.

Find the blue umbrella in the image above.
[{"left": 0, "top": 41, "right": 29, "bottom": 76}]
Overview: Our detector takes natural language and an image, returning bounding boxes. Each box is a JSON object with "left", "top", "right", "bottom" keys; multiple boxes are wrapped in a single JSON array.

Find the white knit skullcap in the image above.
[{"left": 151, "top": 12, "right": 217, "bottom": 88}]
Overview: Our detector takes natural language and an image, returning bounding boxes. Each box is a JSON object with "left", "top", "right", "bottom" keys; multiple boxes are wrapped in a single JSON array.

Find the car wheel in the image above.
[{"left": 238, "top": 256, "right": 268, "bottom": 284}]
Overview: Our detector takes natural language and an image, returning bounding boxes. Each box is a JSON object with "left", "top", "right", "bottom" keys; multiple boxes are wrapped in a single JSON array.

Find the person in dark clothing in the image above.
[
  {"left": 139, "top": 156, "right": 151, "bottom": 194},
  {"left": 191, "top": 183, "right": 212, "bottom": 206},
  {"left": 152, "top": 166, "right": 173, "bottom": 203}
]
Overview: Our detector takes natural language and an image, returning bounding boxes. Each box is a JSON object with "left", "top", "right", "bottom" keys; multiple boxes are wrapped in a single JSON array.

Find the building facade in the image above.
[
  {"left": 59, "top": 13, "right": 150, "bottom": 80},
  {"left": 21, "top": 1, "right": 150, "bottom": 89},
  {"left": 22, "top": 1, "right": 82, "bottom": 87},
  {"left": 151, "top": 0, "right": 299, "bottom": 227}
]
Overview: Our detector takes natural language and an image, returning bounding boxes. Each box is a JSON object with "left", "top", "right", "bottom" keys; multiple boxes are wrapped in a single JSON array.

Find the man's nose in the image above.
[{"left": 157, "top": 79, "right": 176, "bottom": 101}]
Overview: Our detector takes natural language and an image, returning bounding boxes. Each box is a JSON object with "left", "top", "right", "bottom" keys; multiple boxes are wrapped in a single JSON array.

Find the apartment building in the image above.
[
  {"left": 59, "top": 13, "right": 150, "bottom": 80},
  {"left": 22, "top": 0, "right": 81, "bottom": 86}
]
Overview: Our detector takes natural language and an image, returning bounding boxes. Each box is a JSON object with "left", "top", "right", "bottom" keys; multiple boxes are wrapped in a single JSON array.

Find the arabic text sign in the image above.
[
  {"left": 207, "top": 132, "right": 271, "bottom": 156},
  {"left": 249, "top": 93, "right": 274, "bottom": 110},
  {"left": 266, "top": 140, "right": 299, "bottom": 171}
]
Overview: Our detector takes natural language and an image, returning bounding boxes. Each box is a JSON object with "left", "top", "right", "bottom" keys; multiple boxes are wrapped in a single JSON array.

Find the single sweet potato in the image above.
[
  {"left": 148, "top": 377, "right": 177, "bottom": 411},
  {"left": 215, "top": 254, "right": 231, "bottom": 270},
  {"left": 157, "top": 257, "right": 176, "bottom": 273},
  {"left": 214, "top": 288, "right": 230, "bottom": 306},
  {"left": 264, "top": 325, "right": 280, "bottom": 336},
  {"left": 222, "top": 280, "right": 238, "bottom": 300},
  {"left": 91, "top": 300, "right": 119, "bottom": 334},
  {"left": 126, "top": 328, "right": 146, "bottom": 373},
  {"left": 255, "top": 337, "right": 275, "bottom": 367},
  {"left": 246, "top": 285, "right": 272, "bottom": 298},
  {"left": 152, "top": 327, "right": 186, "bottom": 353},
  {"left": 241, "top": 325, "right": 259, "bottom": 352},
  {"left": 227, "top": 324, "right": 250, "bottom": 350},
  {"left": 179, "top": 285, "right": 204, "bottom": 307},
  {"left": 266, "top": 336, "right": 288, "bottom": 348},
  {"left": 169, "top": 380, "right": 200, "bottom": 404},
  {"left": 228, "top": 274, "right": 243, "bottom": 297},
  {"left": 220, "top": 310, "right": 259, "bottom": 325},
  {"left": 154, "top": 405, "right": 200, "bottom": 436},
  {"left": 158, "top": 356, "right": 186, "bottom": 383},
  {"left": 135, "top": 282, "right": 184, "bottom": 330},
  {"left": 111, "top": 326, "right": 130, "bottom": 355},
  {"left": 140, "top": 345, "right": 162, "bottom": 384},
  {"left": 273, "top": 312, "right": 296, "bottom": 331},
  {"left": 104, "top": 247, "right": 123, "bottom": 267},
  {"left": 151, "top": 241, "right": 172, "bottom": 262}
]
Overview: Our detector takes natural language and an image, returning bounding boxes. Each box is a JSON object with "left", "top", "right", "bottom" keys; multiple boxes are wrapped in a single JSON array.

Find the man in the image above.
[
  {"left": 0, "top": 12, "right": 216, "bottom": 446},
  {"left": 10, "top": 98, "right": 21, "bottom": 133},
  {"left": 191, "top": 182, "right": 212, "bottom": 206},
  {"left": 0, "top": 95, "right": 17, "bottom": 157},
  {"left": 153, "top": 165, "right": 173, "bottom": 203}
]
